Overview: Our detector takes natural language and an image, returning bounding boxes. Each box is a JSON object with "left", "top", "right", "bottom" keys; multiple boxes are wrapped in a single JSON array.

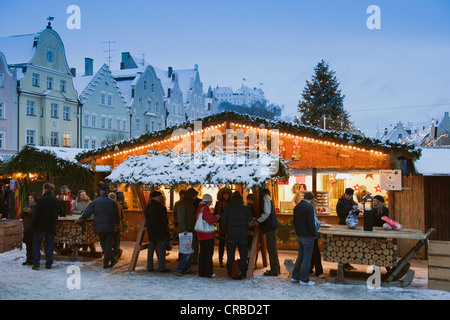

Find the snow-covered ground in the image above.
[{"left": 1, "top": 241, "right": 449, "bottom": 301}]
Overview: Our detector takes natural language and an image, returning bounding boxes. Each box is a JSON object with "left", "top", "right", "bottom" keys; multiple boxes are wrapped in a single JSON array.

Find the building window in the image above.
[
  {"left": 63, "top": 133, "right": 71, "bottom": 147},
  {"left": 101, "top": 116, "right": 106, "bottom": 129},
  {"left": 116, "top": 119, "right": 121, "bottom": 131},
  {"left": 47, "top": 77, "right": 54, "bottom": 90},
  {"left": 26, "top": 129, "right": 36, "bottom": 145},
  {"left": 147, "top": 100, "right": 152, "bottom": 111},
  {"left": 84, "top": 114, "right": 89, "bottom": 126},
  {"left": 0, "top": 101, "right": 5, "bottom": 119},
  {"left": 107, "top": 118, "right": 112, "bottom": 129},
  {"left": 91, "top": 139, "right": 96, "bottom": 149},
  {"left": 27, "top": 100, "right": 36, "bottom": 116},
  {"left": 51, "top": 103, "right": 59, "bottom": 118},
  {"left": 144, "top": 80, "right": 148, "bottom": 90},
  {"left": 63, "top": 106, "right": 70, "bottom": 120},
  {"left": 60, "top": 80, "right": 67, "bottom": 92},
  {"left": 0, "top": 132, "right": 4, "bottom": 149},
  {"left": 101, "top": 93, "right": 106, "bottom": 105},
  {"left": 50, "top": 131, "right": 59, "bottom": 146},
  {"left": 122, "top": 120, "right": 126, "bottom": 131},
  {"left": 83, "top": 138, "right": 89, "bottom": 149},
  {"left": 135, "top": 118, "right": 140, "bottom": 131},
  {"left": 32, "top": 73, "right": 40, "bottom": 87},
  {"left": 91, "top": 115, "right": 96, "bottom": 127},
  {"left": 108, "top": 94, "right": 112, "bottom": 106},
  {"left": 0, "top": 73, "right": 4, "bottom": 87}
]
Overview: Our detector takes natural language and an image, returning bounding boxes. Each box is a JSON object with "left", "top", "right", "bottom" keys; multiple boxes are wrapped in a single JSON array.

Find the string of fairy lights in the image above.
[{"left": 99, "top": 121, "right": 386, "bottom": 161}]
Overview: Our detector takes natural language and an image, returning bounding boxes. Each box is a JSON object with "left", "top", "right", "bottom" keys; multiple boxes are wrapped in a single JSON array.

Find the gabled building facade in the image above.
[
  {"left": 113, "top": 52, "right": 166, "bottom": 137},
  {"left": 0, "top": 52, "right": 18, "bottom": 154},
  {"left": 174, "top": 64, "right": 206, "bottom": 122},
  {"left": 73, "top": 61, "right": 130, "bottom": 149},
  {"left": 0, "top": 24, "right": 79, "bottom": 149}
]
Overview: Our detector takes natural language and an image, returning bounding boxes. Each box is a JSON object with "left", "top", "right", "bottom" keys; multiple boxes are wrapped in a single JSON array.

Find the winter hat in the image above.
[
  {"left": 99, "top": 185, "right": 109, "bottom": 192},
  {"left": 374, "top": 195, "right": 385, "bottom": 203},
  {"left": 202, "top": 194, "right": 213, "bottom": 202},
  {"left": 150, "top": 190, "right": 163, "bottom": 198},
  {"left": 345, "top": 188, "right": 354, "bottom": 195},
  {"left": 304, "top": 192, "right": 315, "bottom": 201},
  {"left": 360, "top": 185, "right": 367, "bottom": 191}
]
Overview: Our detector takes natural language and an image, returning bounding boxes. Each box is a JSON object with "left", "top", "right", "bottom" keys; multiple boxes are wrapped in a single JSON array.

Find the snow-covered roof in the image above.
[
  {"left": 107, "top": 148, "right": 288, "bottom": 188},
  {"left": 0, "top": 33, "right": 39, "bottom": 65},
  {"left": 415, "top": 148, "right": 450, "bottom": 176},
  {"left": 33, "top": 146, "right": 86, "bottom": 163}
]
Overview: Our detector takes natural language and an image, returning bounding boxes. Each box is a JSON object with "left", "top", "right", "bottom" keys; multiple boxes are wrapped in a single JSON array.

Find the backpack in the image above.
[{"left": 231, "top": 259, "right": 242, "bottom": 280}]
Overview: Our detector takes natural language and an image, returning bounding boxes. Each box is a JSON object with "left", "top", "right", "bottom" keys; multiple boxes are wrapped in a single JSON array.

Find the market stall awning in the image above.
[{"left": 106, "top": 148, "right": 289, "bottom": 188}]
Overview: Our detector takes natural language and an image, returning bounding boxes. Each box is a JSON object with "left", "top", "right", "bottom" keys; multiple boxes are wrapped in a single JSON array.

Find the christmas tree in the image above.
[{"left": 297, "top": 59, "right": 354, "bottom": 132}]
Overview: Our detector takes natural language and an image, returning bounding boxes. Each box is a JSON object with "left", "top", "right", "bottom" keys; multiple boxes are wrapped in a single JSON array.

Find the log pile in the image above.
[
  {"left": 323, "top": 235, "right": 397, "bottom": 267},
  {"left": 0, "top": 220, "right": 23, "bottom": 253},
  {"left": 55, "top": 220, "right": 98, "bottom": 246}
]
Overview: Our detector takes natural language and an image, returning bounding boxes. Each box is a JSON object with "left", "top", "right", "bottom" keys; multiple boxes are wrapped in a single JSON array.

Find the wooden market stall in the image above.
[{"left": 76, "top": 111, "right": 426, "bottom": 277}]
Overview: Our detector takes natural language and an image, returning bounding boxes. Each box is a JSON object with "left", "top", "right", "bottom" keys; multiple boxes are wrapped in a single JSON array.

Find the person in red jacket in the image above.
[{"left": 196, "top": 194, "right": 218, "bottom": 278}]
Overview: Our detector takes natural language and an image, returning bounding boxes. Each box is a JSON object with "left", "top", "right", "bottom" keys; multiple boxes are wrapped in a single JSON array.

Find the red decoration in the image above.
[
  {"left": 353, "top": 184, "right": 360, "bottom": 192},
  {"left": 374, "top": 184, "right": 382, "bottom": 193}
]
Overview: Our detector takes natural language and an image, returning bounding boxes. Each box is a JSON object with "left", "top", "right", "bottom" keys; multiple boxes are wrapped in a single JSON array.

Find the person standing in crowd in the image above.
[
  {"left": 173, "top": 189, "right": 185, "bottom": 229},
  {"left": 176, "top": 187, "right": 198, "bottom": 276},
  {"left": 354, "top": 185, "right": 371, "bottom": 204},
  {"left": 373, "top": 195, "right": 389, "bottom": 227},
  {"left": 196, "top": 194, "right": 218, "bottom": 278},
  {"left": 144, "top": 191, "right": 170, "bottom": 273},
  {"left": 222, "top": 191, "right": 254, "bottom": 279},
  {"left": 336, "top": 187, "right": 359, "bottom": 270},
  {"left": 255, "top": 188, "right": 280, "bottom": 276},
  {"left": 108, "top": 192, "right": 123, "bottom": 260},
  {"left": 214, "top": 187, "right": 232, "bottom": 267},
  {"left": 110, "top": 183, "right": 125, "bottom": 208},
  {"left": 0, "top": 183, "right": 8, "bottom": 219},
  {"left": 19, "top": 192, "right": 39, "bottom": 266},
  {"left": 71, "top": 190, "right": 91, "bottom": 215},
  {"left": 31, "top": 183, "right": 62, "bottom": 270},
  {"left": 80, "top": 185, "right": 120, "bottom": 269},
  {"left": 292, "top": 183, "right": 307, "bottom": 205},
  {"left": 57, "top": 185, "right": 74, "bottom": 217},
  {"left": 191, "top": 192, "right": 202, "bottom": 265},
  {"left": 309, "top": 198, "right": 324, "bottom": 278},
  {"left": 292, "top": 192, "right": 318, "bottom": 285}
]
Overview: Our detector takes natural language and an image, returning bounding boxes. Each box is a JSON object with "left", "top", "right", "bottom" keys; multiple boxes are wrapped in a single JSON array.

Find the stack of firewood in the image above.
[
  {"left": 55, "top": 221, "right": 98, "bottom": 245},
  {"left": 323, "top": 235, "right": 397, "bottom": 267}
]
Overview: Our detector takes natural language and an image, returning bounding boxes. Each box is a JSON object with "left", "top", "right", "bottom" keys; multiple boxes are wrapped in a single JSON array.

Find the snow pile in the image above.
[{"left": 106, "top": 148, "right": 289, "bottom": 188}]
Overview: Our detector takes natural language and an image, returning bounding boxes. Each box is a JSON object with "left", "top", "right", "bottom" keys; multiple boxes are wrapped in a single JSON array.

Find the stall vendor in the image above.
[
  {"left": 336, "top": 188, "right": 359, "bottom": 225},
  {"left": 373, "top": 195, "right": 389, "bottom": 227}
]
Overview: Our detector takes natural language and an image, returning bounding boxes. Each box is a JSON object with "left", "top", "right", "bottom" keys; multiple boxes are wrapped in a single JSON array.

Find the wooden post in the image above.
[
  {"left": 246, "top": 187, "right": 269, "bottom": 279},
  {"left": 127, "top": 184, "right": 148, "bottom": 272},
  {"left": 312, "top": 168, "right": 317, "bottom": 197}
]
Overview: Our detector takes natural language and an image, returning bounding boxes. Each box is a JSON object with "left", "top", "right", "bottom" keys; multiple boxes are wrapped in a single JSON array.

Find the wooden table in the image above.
[
  {"left": 54, "top": 215, "right": 100, "bottom": 260},
  {"left": 318, "top": 224, "right": 431, "bottom": 287}
]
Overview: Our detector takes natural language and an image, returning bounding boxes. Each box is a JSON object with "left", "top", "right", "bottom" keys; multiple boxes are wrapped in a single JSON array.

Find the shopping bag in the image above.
[
  {"left": 179, "top": 232, "right": 193, "bottom": 254},
  {"left": 346, "top": 210, "right": 359, "bottom": 229},
  {"left": 381, "top": 216, "right": 402, "bottom": 230}
]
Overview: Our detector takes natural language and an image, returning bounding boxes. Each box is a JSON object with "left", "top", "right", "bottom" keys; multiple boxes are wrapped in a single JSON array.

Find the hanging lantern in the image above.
[{"left": 363, "top": 194, "right": 374, "bottom": 231}]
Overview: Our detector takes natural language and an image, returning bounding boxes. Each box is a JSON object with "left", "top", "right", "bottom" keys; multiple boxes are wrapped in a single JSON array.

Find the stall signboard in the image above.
[{"left": 379, "top": 170, "right": 402, "bottom": 190}]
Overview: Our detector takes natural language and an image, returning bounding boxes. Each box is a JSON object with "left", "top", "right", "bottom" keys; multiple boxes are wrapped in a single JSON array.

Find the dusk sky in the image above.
[{"left": 1, "top": 0, "right": 449, "bottom": 138}]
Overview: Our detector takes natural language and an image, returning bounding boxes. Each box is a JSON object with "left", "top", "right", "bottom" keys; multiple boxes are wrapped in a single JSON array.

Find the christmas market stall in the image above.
[
  {"left": 0, "top": 146, "right": 102, "bottom": 259},
  {"left": 76, "top": 111, "right": 429, "bottom": 274}
]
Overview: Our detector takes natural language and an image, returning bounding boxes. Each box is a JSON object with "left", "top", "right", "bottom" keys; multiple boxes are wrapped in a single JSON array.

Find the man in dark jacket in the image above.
[
  {"left": 31, "top": 183, "right": 63, "bottom": 270},
  {"left": 222, "top": 191, "right": 254, "bottom": 278},
  {"left": 80, "top": 185, "right": 120, "bottom": 268},
  {"left": 336, "top": 188, "right": 359, "bottom": 225},
  {"left": 144, "top": 190, "right": 170, "bottom": 273},
  {"left": 292, "top": 192, "right": 318, "bottom": 285}
]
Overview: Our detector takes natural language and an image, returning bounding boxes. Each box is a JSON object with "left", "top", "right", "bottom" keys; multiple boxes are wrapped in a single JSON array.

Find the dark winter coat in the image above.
[
  {"left": 177, "top": 188, "right": 198, "bottom": 233},
  {"left": 144, "top": 199, "right": 169, "bottom": 242},
  {"left": 336, "top": 195, "right": 358, "bottom": 225},
  {"left": 293, "top": 200, "right": 317, "bottom": 238},
  {"left": 31, "top": 191, "right": 62, "bottom": 234},
  {"left": 214, "top": 187, "right": 232, "bottom": 235},
  {"left": 80, "top": 194, "right": 120, "bottom": 234},
  {"left": 222, "top": 193, "right": 253, "bottom": 242},
  {"left": 258, "top": 194, "right": 278, "bottom": 233},
  {"left": 19, "top": 202, "right": 36, "bottom": 242},
  {"left": 373, "top": 205, "right": 390, "bottom": 227}
]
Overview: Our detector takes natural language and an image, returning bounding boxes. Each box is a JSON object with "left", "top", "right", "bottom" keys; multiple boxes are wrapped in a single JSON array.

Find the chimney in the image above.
[
  {"left": 84, "top": 58, "right": 93, "bottom": 76},
  {"left": 194, "top": 64, "right": 198, "bottom": 71},
  {"left": 172, "top": 73, "right": 176, "bottom": 81},
  {"left": 70, "top": 68, "right": 76, "bottom": 77},
  {"left": 168, "top": 66, "right": 173, "bottom": 78},
  {"left": 384, "top": 128, "right": 388, "bottom": 136},
  {"left": 120, "top": 62, "right": 125, "bottom": 70},
  {"left": 168, "top": 88, "right": 171, "bottom": 98}
]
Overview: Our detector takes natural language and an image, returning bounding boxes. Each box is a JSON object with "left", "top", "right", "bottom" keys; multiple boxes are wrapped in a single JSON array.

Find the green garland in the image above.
[{"left": 76, "top": 111, "right": 421, "bottom": 162}]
